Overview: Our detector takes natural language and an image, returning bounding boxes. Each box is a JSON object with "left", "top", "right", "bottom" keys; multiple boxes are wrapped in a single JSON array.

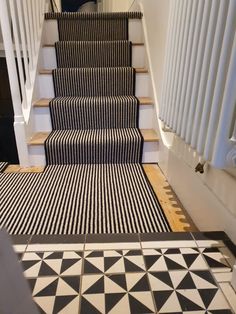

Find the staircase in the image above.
[
  {"left": 0, "top": 11, "right": 170, "bottom": 235},
  {"left": 28, "top": 12, "right": 159, "bottom": 166}
]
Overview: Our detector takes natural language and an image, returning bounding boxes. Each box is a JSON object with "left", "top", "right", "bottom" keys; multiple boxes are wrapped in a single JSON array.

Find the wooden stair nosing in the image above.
[
  {"left": 39, "top": 67, "right": 148, "bottom": 75},
  {"left": 28, "top": 129, "right": 159, "bottom": 145},
  {"left": 34, "top": 97, "right": 153, "bottom": 107},
  {"left": 43, "top": 42, "right": 145, "bottom": 48}
]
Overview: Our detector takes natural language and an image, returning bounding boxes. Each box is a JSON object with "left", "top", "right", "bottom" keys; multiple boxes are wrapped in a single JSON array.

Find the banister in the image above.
[
  {"left": 0, "top": 0, "right": 46, "bottom": 166},
  {"left": 0, "top": 0, "right": 23, "bottom": 117}
]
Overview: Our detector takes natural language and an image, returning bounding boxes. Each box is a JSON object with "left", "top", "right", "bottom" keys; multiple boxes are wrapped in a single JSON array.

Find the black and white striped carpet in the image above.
[
  {"left": 0, "top": 164, "right": 170, "bottom": 234},
  {"left": 0, "top": 12, "right": 171, "bottom": 234},
  {"left": 0, "top": 162, "right": 8, "bottom": 173},
  {"left": 53, "top": 67, "right": 135, "bottom": 97},
  {"left": 46, "top": 128, "right": 143, "bottom": 165},
  {"left": 49, "top": 96, "right": 138, "bottom": 130},
  {"left": 45, "top": 12, "right": 143, "bottom": 41},
  {"left": 55, "top": 41, "right": 132, "bottom": 68},
  {"left": 46, "top": 95, "right": 141, "bottom": 165}
]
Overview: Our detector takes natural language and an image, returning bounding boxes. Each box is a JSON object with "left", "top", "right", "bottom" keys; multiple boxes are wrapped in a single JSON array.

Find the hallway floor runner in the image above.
[{"left": 0, "top": 164, "right": 171, "bottom": 234}]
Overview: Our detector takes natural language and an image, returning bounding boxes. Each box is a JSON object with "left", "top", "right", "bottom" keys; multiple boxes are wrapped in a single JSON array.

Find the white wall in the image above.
[
  {"left": 102, "top": 0, "right": 134, "bottom": 12},
  {"left": 54, "top": 0, "right": 62, "bottom": 11},
  {"left": 133, "top": 0, "right": 236, "bottom": 243}
]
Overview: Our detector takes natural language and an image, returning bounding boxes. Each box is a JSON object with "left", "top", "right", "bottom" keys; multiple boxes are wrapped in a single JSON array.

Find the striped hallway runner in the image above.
[{"left": 0, "top": 12, "right": 171, "bottom": 234}]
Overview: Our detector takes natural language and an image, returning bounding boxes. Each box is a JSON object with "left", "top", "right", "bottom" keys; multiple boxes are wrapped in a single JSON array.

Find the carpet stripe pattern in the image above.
[
  {"left": 53, "top": 67, "right": 135, "bottom": 97},
  {"left": 45, "top": 12, "right": 143, "bottom": 20},
  {"left": 45, "top": 129, "right": 142, "bottom": 165},
  {"left": 0, "top": 164, "right": 170, "bottom": 234},
  {"left": 49, "top": 96, "right": 138, "bottom": 130},
  {"left": 58, "top": 18, "right": 128, "bottom": 41},
  {"left": 45, "top": 12, "right": 142, "bottom": 41},
  {"left": 0, "top": 162, "right": 8, "bottom": 173},
  {"left": 55, "top": 41, "right": 132, "bottom": 68}
]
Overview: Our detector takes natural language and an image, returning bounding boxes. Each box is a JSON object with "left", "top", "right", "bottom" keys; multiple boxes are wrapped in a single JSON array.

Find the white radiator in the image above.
[{"left": 160, "top": 0, "right": 236, "bottom": 169}]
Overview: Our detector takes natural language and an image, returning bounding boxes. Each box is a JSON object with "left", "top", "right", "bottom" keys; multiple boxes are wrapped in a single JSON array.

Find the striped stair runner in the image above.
[
  {"left": 0, "top": 162, "right": 8, "bottom": 173},
  {"left": 52, "top": 67, "right": 135, "bottom": 97},
  {"left": 45, "top": 12, "right": 143, "bottom": 41},
  {"left": 0, "top": 12, "right": 171, "bottom": 234},
  {"left": 55, "top": 41, "right": 132, "bottom": 68}
]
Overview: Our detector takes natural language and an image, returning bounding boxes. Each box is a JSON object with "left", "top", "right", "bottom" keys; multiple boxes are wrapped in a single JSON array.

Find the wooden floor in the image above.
[
  {"left": 143, "top": 164, "right": 197, "bottom": 232},
  {"left": 3, "top": 163, "right": 197, "bottom": 232}
]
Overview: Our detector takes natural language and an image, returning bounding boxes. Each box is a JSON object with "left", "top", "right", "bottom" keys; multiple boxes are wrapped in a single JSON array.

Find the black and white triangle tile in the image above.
[
  {"left": 18, "top": 238, "right": 234, "bottom": 313},
  {"left": 22, "top": 251, "right": 83, "bottom": 277},
  {"left": 200, "top": 247, "right": 232, "bottom": 272},
  {"left": 148, "top": 269, "right": 231, "bottom": 313},
  {"left": 22, "top": 251, "right": 83, "bottom": 313},
  {"left": 80, "top": 272, "right": 155, "bottom": 313},
  {"left": 83, "top": 250, "right": 146, "bottom": 274},
  {"left": 143, "top": 248, "right": 209, "bottom": 271}
]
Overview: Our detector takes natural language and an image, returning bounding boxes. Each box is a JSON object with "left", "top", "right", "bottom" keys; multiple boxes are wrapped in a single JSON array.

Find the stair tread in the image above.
[
  {"left": 28, "top": 129, "right": 158, "bottom": 145},
  {"left": 43, "top": 42, "right": 144, "bottom": 48},
  {"left": 39, "top": 67, "right": 148, "bottom": 74},
  {"left": 34, "top": 97, "right": 153, "bottom": 107}
]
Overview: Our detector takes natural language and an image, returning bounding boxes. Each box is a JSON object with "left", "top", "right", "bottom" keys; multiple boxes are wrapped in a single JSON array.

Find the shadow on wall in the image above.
[
  {"left": 0, "top": 58, "right": 19, "bottom": 164},
  {"left": 61, "top": 0, "right": 97, "bottom": 12}
]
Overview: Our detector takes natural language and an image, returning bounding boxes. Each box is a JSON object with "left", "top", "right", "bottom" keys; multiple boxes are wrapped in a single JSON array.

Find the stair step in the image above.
[
  {"left": 39, "top": 68, "right": 148, "bottom": 75},
  {"left": 28, "top": 129, "right": 159, "bottom": 145},
  {"left": 43, "top": 42, "right": 145, "bottom": 48},
  {"left": 34, "top": 97, "right": 153, "bottom": 107}
]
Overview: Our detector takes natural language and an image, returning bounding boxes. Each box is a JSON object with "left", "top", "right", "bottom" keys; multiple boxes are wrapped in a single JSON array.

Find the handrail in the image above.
[{"left": 0, "top": 0, "right": 46, "bottom": 166}]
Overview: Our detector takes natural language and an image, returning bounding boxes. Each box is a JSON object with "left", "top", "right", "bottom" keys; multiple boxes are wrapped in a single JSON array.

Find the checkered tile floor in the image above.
[{"left": 14, "top": 232, "right": 236, "bottom": 313}]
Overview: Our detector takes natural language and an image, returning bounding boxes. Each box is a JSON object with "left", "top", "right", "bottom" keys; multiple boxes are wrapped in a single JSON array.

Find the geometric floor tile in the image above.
[
  {"left": 17, "top": 236, "right": 234, "bottom": 314},
  {"left": 80, "top": 292, "right": 156, "bottom": 314},
  {"left": 21, "top": 251, "right": 83, "bottom": 313},
  {"left": 200, "top": 248, "right": 232, "bottom": 272},
  {"left": 81, "top": 273, "right": 155, "bottom": 313},
  {"left": 32, "top": 276, "right": 80, "bottom": 313},
  {"left": 143, "top": 248, "right": 209, "bottom": 272},
  {"left": 22, "top": 251, "right": 83, "bottom": 277},
  {"left": 83, "top": 250, "right": 145, "bottom": 274},
  {"left": 149, "top": 268, "right": 232, "bottom": 313}
]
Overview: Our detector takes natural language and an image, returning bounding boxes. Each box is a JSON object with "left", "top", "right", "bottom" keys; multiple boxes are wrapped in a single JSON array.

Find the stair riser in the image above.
[
  {"left": 42, "top": 45, "right": 147, "bottom": 69},
  {"left": 28, "top": 141, "right": 159, "bottom": 166},
  {"left": 33, "top": 104, "right": 154, "bottom": 132},
  {"left": 38, "top": 72, "right": 151, "bottom": 98},
  {"left": 43, "top": 19, "right": 144, "bottom": 45}
]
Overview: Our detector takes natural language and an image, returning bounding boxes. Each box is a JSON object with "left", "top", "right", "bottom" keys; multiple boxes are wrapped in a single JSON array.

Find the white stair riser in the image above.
[
  {"left": 43, "top": 19, "right": 144, "bottom": 45},
  {"left": 42, "top": 45, "right": 146, "bottom": 69},
  {"left": 38, "top": 72, "right": 151, "bottom": 98},
  {"left": 28, "top": 141, "right": 158, "bottom": 166},
  {"left": 34, "top": 104, "right": 154, "bottom": 132}
]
